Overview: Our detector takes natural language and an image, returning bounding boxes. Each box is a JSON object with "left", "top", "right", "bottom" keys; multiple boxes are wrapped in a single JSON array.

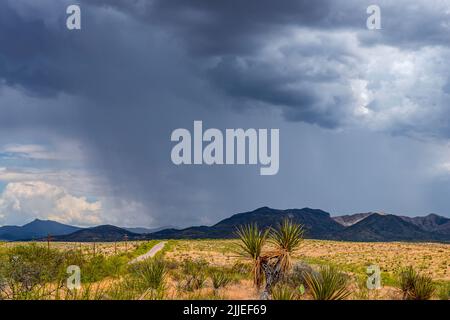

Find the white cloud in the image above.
[
  {"left": 215, "top": 27, "right": 450, "bottom": 138},
  {"left": 352, "top": 45, "right": 450, "bottom": 135},
  {"left": 1, "top": 144, "right": 59, "bottom": 160},
  {"left": 0, "top": 167, "right": 106, "bottom": 196},
  {"left": 101, "top": 198, "right": 155, "bottom": 228},
  {"left": 439, "top": 163, "right": 450, "bottom": 173},
  {"left": 0, "top": 181, "right": 102, "bottom": 226},
  {"left": 0, "top": 141, "right": 86, "bottom": 162},
  {"left": 0, "top": 129, "right": 163, "bottom": 227}
]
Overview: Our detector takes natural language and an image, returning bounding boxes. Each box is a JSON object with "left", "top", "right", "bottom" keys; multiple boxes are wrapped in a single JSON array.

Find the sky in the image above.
[{"left": 1, "top": 0, "right": 450, "bottom": 227}]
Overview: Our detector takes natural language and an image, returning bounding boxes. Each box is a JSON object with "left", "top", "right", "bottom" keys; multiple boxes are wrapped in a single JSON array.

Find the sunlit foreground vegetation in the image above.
[{"left": 0, "top": 223, "right": 449, "bottom": 300}]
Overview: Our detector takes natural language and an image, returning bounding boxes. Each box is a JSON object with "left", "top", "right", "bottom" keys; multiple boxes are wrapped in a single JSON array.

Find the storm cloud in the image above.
[{"left": 1, "top": 0, "right": 450, "bottom": 226}]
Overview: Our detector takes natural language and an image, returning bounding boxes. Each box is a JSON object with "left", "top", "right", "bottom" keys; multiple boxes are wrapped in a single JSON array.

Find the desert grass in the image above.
[
  {"left": 165, "top": 239, "right": 449, "bottom": 281},
  {"left": 0, "top": 239, "right": 448, "bottom": 300}
]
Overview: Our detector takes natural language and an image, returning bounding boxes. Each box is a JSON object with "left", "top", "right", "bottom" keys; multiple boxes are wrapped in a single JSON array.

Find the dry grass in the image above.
[
  {"left": 165, "top": 239, "right": 449, "bottom": 281},
  {"left": 2, "top": 241, "right": 145, "bottom": 257},
  {"left": 162, "top": 239, "right": 449, "bottom": 300},
  {"left": 1, "top": 239, "right": 448, "bottom": 300}
]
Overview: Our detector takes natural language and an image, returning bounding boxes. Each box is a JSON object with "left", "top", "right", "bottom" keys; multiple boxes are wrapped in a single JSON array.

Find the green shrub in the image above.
[
  {"left": 106, "top": 278, "right": 140, "bottom": 300},
  {"left": 409, "top": 275, "right": 435, "bottom": 300},
  {"left": 437, "top": 283, "right": 450, "bottom": 300},
  {"left": 211, "top": 271, "right": 232, "bottom": 290},
  {"left": 178, "top": 259, "right": 208, "bottom": 291},
  {"left": 399, "top": 266, "right": 435, "bottom": 300},
  {"left": 399, "top": 266, "right": 416, "bottom": 296},
  {"left": 105, "top": 258, "right": 168, "bottom": 300},
  {"left": 77, "top": 254, "right": 127, "bottom": 283},
  {"left": 129, "top": 258, "right": 167, "bottom": 291},
  {"left": 287, "top": 262, "right": 314, "bottom": 288},
  {"left": 0, "top": 245, "right": 68, "bottom": 299},
  {"left": 231, "top": 261, "right": 252, "bottom": 275},
  {"left": 62, "top": 284, "right": 108, "bottom": 300},
  {"left": 271, "top": 284, "right": 296, "bottom": 300},
  {"left": 304, "top": 265, "right": 351, "bottom": 300}
]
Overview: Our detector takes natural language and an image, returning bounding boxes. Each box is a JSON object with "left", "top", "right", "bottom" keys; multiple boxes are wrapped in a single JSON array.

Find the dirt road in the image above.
[{"left": 129, "top": 241, "right": 166, "bottom": 264}]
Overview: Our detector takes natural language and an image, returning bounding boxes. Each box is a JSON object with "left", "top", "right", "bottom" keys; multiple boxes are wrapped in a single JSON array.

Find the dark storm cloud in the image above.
[
  {"left": 3, "top": 0, "right": 450, "bottom": 131},
  {"left": 206, "top": 54, "right": 356, "bottom": 128},
  {"left": 357, "top": 1, "right": 450, "bottom": 48},
  {"left": 0, "top": 1, "right": 208, "bottom": 106},
  {"left": 1, "top": 0, "right": 450, "bottom": 226},
  {"left": 82, "top": 0, "right": 450, "bottom": 133},
  {"left": 0, "top": 3, "right": 67, "bottom": 96},
  {"left": 86, "top": 0, "right": 338, "bottom": 55},
  {"left": 0, "top": 0, "right": 259, "bottom": 226},
  {"left": 1, "top": 0, "right": 355, "bottom": 129},
  {"left": 86, "top": 0, "right": 450, "bottom": 52}
]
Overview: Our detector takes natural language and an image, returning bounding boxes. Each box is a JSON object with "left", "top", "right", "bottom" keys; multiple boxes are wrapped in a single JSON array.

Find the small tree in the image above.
[
  {"left": 260, "top": 219, "right": 304, "bottom": 299},
  {"left": 269, "top": 219, "right": 304, "bottom": 274},
  {"left": 235, "top": 224, "right": 269, "bottom": 288},
  {"left": 236, "top": 219, "right": 304, "bottom": 299}
]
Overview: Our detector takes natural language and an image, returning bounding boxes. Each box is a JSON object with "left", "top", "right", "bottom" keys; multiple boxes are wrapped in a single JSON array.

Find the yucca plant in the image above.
[
  {"left": 269, "top": 219, "right": 304, "bottom": 274},
  {"left": 409, "top": 275, "right": 435, "bottom": 300},
  {"left": 211, "top": 271, "right": 232, "bottom": 291},
  {"left": 235, "top": 223, "right": 269, "bottom": 288},
  {"left": 399, "top": 266, "right": 435, "bottom": 300},
  {"left": 437, "top": 283, "right": 450, "bottom": 300},
  {"left": 63, "top": 283, "right": 109, "bottom": 300},
  {"left": 271, "top": 284, "right": 296, "bottom": 300},
  {"left": 105, "top": 277, "right": 142, "bottom": 300},
  {"left": 399, "top": 266, "right": 417, "bottom": 297},
  {"left": 259, "top": 220, "right": 304, "bottom": 299},
  {"left": 130, "top": 258, "right": 167, "bottom": 291},
  {"left": 304, "top": 266, "right": 351, "bottom": 300},
  {"left": 179, "top": 259, "right": 208, "bottom": 292}
]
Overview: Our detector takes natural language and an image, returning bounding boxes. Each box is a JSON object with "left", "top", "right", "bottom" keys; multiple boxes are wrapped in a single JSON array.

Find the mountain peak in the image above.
[
  {"left": 425, "top": 213, "right": 443, "bottom": 219},
  {"left": 0, "top": 218, "right": 82, "bottom": 241},
  {"left": 253, "top": 206, "right": 272, "bottom": 212},
  {"left": 24, "top": 218, "right": 49, "bottom": 227},
  {"left": 28, "top": 218, "right": 48, "bottom": 224},
  {"left": 52, "top": 224, "right": 139, "bottom": 242}
]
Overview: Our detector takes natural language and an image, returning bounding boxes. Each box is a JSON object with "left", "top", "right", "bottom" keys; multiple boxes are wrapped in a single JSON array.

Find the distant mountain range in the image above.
[
  {"left": 148, "top": 207, "right": 344, "bottom": 240},
  {"left": 0, "top": 219, "right": 81, "bottom": 241},
  {"left": 1, "top": 207, "right": 449, "bottom": 242},
  {"left": 123, "top": 226, "right": 177, "bottom": 234},
  {"left": 0, "top": 219, "right": 172, "bottom": 241},
  {"left": 50, "top": 225, "right": 141, "bottom": 242}
]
